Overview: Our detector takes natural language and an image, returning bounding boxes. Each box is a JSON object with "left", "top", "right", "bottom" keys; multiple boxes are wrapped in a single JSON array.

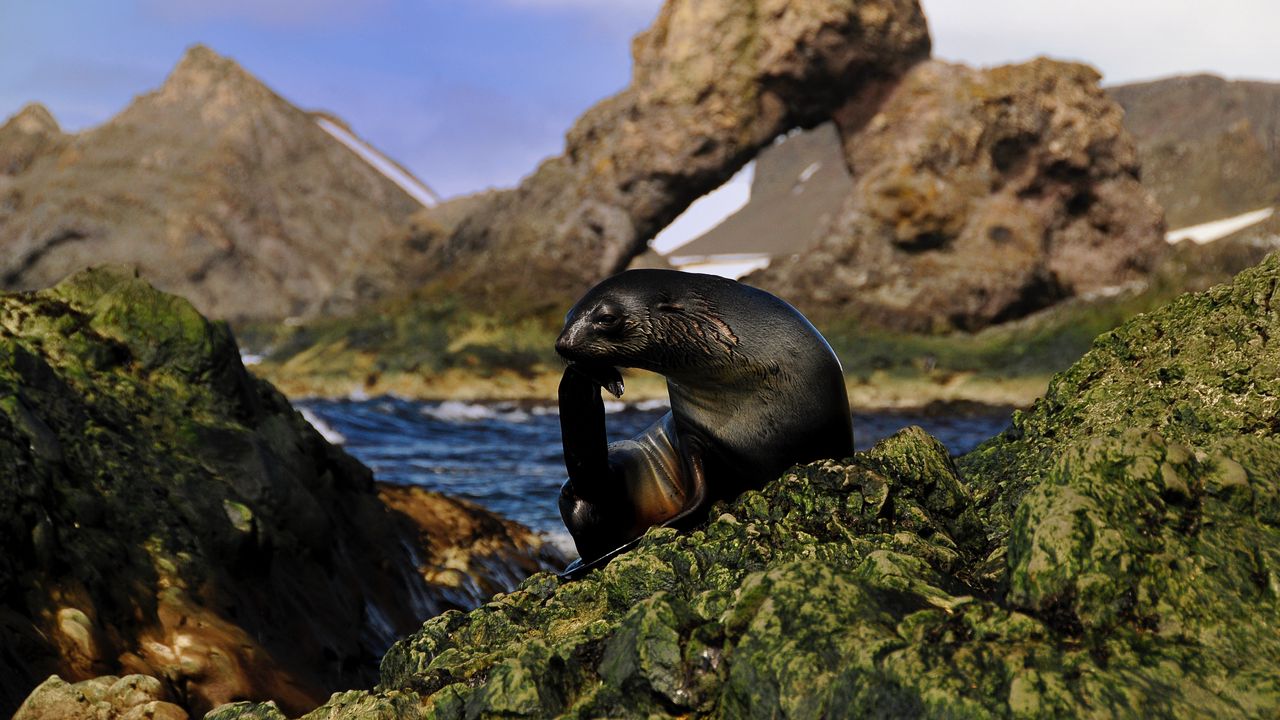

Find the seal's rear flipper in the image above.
[{"left": 558, "top": 536, "right": 644, "bottom": 581}]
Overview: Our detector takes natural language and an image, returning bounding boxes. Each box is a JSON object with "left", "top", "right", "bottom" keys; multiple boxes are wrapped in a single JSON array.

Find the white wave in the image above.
[
  {"left": 420, "top": 401, "right": 531, "bottom": 424},
  {"left": 528, "top": 399, "right": 669, "bottom": 415},
  {"left": 299, "top": 407, "right": 346, "bottom": 445},
  {"left": 542, "top": 530, "right": 579, "bottom": 559},
  {"left": 631, "top": 398, "right": 671, "bottom": 412}
]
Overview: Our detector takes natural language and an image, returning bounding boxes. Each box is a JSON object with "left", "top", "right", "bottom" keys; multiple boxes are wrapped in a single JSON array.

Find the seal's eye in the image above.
[{"left": 593, "top": 312, "right": 620, "bottom": 329}]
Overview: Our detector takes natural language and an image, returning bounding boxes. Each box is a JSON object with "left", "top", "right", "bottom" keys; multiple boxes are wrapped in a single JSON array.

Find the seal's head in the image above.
[{"left": 556, "top": 270, "right": 744, "bottom": 393}]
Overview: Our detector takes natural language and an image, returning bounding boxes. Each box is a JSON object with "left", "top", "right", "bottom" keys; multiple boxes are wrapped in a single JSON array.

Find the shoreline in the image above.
[{"left": 253, "top": 365, "right": 1044, "bottom": 415}]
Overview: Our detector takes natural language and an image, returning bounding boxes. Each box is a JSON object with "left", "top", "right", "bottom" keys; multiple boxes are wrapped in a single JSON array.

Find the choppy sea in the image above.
[{"left": 294, "top": 397, "right": 1010, "bottom": 553}]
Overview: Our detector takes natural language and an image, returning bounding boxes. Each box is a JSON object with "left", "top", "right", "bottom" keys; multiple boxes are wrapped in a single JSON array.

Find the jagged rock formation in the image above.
[
  {"left": 208, "top": 253, "right": 1280, "bottom": 718},
  {"left": 0, "top": 45, "right": 431, "bottom": 322},
  {"left": 748, "top": 59, "right": 1168, "bottom": 332},
  {"left": 0, "top": 267, "right": 561, "bottom": 718},
  {"left": 416, "top": 0, "right": 931, "bottom": 314},
  {"left": 1109, "top": 74, "right": 1280, "bottom": 228}
]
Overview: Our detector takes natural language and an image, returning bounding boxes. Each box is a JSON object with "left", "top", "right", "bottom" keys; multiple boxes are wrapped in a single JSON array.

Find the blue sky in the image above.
[{"left": 2, "top": 0, "right": 1277, "bottom": 203}]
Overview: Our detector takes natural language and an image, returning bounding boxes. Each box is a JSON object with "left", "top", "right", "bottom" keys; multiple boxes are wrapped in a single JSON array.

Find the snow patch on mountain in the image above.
[{"left": 315, "top": 117, "right": 440, "bottom": 208}]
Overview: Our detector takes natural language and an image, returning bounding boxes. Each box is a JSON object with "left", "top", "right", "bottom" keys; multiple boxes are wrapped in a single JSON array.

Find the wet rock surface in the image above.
[
  {"left": 0, "top": 267, "right": 561, "bottom": 718},
  {"left": 751, "top": 58, "right": 1168, "bottom": 332},
  {"left": 416, "top": 0, "right": 931, "bottom": 314},
  {"left": 215, "top": 255, "right": 1280, "bottom": 718}
]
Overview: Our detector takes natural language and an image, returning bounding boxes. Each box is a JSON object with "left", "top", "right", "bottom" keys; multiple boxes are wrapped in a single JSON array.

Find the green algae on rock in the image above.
[
  {"left": 0, "top": 267, "right": 560, "bottom": 718},
  {"left": 214, "top": 254, "right": 1280, "bottom": 719}
]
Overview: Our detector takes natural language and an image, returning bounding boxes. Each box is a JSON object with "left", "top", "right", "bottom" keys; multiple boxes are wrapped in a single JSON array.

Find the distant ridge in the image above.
[
  {"left": 0, "top": 44, "right": 438, "bottom": 321},
  {"left": 1109, "top": 74, "right": 1280, "bottom": 227}
]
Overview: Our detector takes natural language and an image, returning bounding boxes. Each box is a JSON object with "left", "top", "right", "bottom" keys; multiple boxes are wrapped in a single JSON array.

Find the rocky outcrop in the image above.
[
  {"left": 0, "top": 45, "right": 432, "bottom": 322},
  {"left": 750, "top": 59, "right": 1168, "bottom": 332},
  {"left": 213, "top": 253, "right": 1280, "bottom": 718},
  {"left": 1109, "top": 74, "right": 1280, "bottom": 228},
  {"left": 0, "top": 267, "right": 561, "bottom": 718},
  {"left": 417, "top": 0, "right": 931, "bottom": 314},
  {"left": 13, "top": 675, "right": 186, "bottom": 720}
]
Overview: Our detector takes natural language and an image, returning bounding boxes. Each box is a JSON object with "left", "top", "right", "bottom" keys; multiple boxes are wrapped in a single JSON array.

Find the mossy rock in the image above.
[
  {"left": 0, "top": 267, "right": 555, "bottom": 718},
  {"left": 213, "top": 254, "right": 1280, "bottom": 718}
]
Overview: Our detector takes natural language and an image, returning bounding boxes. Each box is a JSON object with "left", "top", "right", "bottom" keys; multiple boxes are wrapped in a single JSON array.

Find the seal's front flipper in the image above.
[
  {"left": 558, "top": 365, "right": 610, "bottom": 494},
  {"left": 558, "top": 365, "right": 637, "bottom": 564}
]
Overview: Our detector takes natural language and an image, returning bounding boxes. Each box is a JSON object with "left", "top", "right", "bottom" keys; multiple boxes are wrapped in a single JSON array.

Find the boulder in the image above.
[
  {"left": 418, "top": 0, "right": 931, "bottom": 314},
  {"left": 750, "top": 59, "right": 1168, "bottom": 332},
  {"left": 0, "top": 267, "right": 561, "bottom": 717},
  {"left": 214, "top": 253, "right": 1280, "bottom": 718}
]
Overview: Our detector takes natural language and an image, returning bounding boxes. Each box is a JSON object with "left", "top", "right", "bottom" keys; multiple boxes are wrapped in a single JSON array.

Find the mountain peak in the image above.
[
  {"left": 154, "top": 43, "right": 275, "bottom": 108},
  {"left": 3, "top": 102, "right": 61, "bottom": 136}
]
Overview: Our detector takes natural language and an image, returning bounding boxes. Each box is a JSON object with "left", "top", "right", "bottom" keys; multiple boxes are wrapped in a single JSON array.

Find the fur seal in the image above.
[{"left": 556, "top": 269, "right": 854, "bottom": 576}]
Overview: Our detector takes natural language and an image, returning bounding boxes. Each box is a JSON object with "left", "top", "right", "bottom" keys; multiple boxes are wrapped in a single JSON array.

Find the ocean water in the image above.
[{"left": 294, "top": 397, "right": 1010, "bottom": 549}]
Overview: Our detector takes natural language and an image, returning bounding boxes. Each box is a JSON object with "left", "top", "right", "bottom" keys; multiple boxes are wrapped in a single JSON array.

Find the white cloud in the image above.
[{"left": 924, "top": 0, "right": 1280, "bottom": 84}]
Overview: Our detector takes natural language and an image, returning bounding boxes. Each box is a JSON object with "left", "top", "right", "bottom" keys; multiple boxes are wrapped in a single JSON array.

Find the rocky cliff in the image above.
[
  {"left": 0, "top": 45, "right": 432, "bottom": 322},
  {"left": 1109, "top": 74, "right": 1280, "bottom": 228},
  {"left": 411, "top": 0, "right": 931, "bottom": 314},
  {"left": 749, "top": 59, "right": 1168, "bottom": 332},
  {"left": 206, "top": 252, "right": 1280, "bottom": 719},
  {"left": 0, "top": 267, "right": 561, "bottom": 718}
]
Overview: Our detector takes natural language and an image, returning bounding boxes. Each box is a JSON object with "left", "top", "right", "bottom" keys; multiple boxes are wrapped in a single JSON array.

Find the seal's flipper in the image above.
[{"left": 559, "top": 365, "right": 610, "bottom": 496}]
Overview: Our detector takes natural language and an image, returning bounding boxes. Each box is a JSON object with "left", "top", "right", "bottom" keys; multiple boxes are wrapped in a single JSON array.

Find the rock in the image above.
[
  {"left": 225, "top": 254, "right": 1280, "bottom": 718},
  {"left": 376, "top": 484, "right": 565, "bottom": 608},
  {"left": 0, "top": 267, "right": 561, "bottom": 717},
  {"left": 750, "top": 58, "right": 1168, "bottom": 332},
  {"left": 418, "top": 0, "right": 931, "bottom": 314},
  {"left": 1109, "top": 74, "right": 1280, "bottom": 228},
  {"left": 12, "top": 674, "right": 186, "bottom": 720},
  {"left": 0, "top": 45, "right": 431, "bottom": 322}
]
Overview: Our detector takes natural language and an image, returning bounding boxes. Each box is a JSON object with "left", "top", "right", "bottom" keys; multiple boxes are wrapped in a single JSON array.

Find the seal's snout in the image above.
[{"left": 555, "top": 325, "right": 580, "bottom": 360}]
